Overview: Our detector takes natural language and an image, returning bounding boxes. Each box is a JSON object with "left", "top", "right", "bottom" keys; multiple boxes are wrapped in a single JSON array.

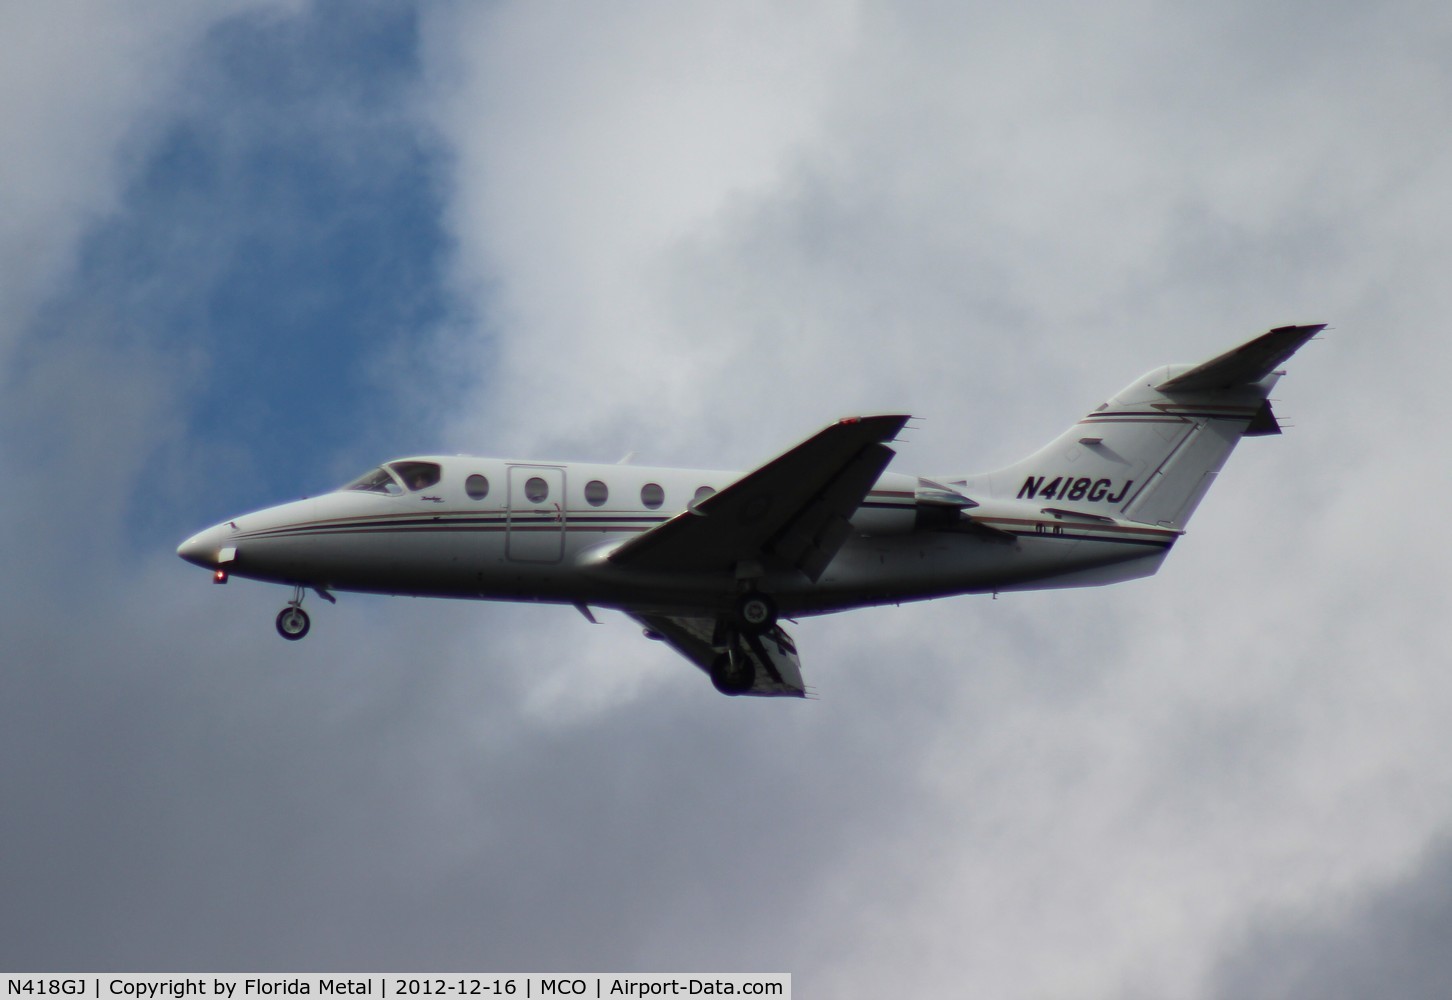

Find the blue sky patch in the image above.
[{"left": 24, "top": 1, "right": 463, "bottom": 545}]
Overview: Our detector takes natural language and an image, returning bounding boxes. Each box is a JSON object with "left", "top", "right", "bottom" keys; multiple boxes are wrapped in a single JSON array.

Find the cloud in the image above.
[
  {"left": 5, "top": 1, "right": 1452, "bottom": 996},
  {"left": 1, "top": 0, "right": 454, "bottom": 564},
  {"left": 1210, "top": 831, "right": 1452, "bottom": 1000},
  {"left": 0, "top": 1, "right": 305, "bottom": 359},
  {"left": 418, "top": 0, "right": 863, "bottom": 460},
  {"left": 415, "top": 0, "right": 1452, "bottom": 995},
  {"left": 0, "top": 0, "right": 462, "bottom": 964}
]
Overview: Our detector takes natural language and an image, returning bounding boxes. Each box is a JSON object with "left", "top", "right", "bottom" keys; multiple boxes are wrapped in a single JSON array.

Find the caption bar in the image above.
[{"left": 6, "top": 978, "right": 788, "bottom": 1000}]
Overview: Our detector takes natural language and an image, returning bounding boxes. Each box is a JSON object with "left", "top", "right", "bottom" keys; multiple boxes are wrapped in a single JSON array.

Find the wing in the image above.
[
  {"left": 628, "top": 611, "right": 808, "bottom": 698},
  {"left": 610, "top": 414, "right": 910, "bottom": 581}
]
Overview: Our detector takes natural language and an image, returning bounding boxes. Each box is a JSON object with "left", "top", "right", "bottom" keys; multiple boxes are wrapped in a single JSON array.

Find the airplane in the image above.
[{"left": 178, "top": 324, "right": 1322, "bottom": 697}]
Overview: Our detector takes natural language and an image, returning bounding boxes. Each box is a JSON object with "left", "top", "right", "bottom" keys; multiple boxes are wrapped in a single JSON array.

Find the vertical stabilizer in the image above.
[{"left": 955, "top": 326, "right": 1322, "bottom": 530}]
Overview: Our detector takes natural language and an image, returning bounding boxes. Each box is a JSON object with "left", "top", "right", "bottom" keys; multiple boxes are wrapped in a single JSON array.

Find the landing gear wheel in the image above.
[
  {"left": 709, "top": 648, "right": 756, "bottom": 696},
  {"left": 275, "top": 606, "right": 311, "bottom": 641},
  {"left": 736, "top": 591, "right": 777, "bottom": 634}
]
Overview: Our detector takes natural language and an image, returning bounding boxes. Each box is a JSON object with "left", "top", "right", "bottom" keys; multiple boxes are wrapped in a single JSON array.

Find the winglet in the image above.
[{"left": 1158, "top": 324, "right": 1324, "bottom": 392}]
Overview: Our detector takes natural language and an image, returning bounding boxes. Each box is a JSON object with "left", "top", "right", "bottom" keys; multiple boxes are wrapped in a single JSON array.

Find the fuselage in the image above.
[
  {"left": 177, "top": 454, "right": 1176, "bottom": 619},
  {"left": 174, "top": 326, "right": 1320, "bottom": 697}
]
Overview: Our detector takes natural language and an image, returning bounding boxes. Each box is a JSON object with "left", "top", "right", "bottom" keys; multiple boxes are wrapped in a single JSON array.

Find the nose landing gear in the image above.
[
  {"left": 276, "top": 605, "right": 310, "bottom": 640},
  {"left": 275, "top": 585, "right": 313, "bottom": 641}
]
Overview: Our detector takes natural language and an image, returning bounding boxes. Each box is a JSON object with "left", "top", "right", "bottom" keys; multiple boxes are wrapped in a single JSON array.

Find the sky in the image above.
[{"left": 3, "top": 0, "right": 1451, "bottom": 995}]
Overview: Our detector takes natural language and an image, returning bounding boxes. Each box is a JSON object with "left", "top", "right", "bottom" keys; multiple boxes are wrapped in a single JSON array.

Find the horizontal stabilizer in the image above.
[{"left": 1158, "top": 324, "right": 1324, "bottom": 392}]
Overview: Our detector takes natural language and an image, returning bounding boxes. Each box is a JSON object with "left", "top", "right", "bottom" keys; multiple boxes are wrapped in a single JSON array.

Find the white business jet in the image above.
[{"left": 179, "top": 325, "right": 1321, "bottom": 697}]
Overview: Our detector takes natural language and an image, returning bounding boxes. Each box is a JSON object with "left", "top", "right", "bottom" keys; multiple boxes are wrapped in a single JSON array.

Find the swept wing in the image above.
[
  {"left": 610, "top": 414, "right": 909, "bottom": 581},
  {"left": 612, "top": 414, "right": 908, "bottom": 697}
]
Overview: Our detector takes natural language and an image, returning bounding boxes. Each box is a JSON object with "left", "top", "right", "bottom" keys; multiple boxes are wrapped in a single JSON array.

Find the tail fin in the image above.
[{"left": 960, "top": 325, "right": 1323, "bottom": 530}]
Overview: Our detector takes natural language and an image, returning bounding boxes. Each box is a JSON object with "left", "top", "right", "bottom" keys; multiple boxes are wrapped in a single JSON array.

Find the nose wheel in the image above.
[
  {"left": 275, "top": 585, "right": 312, "bottom": 640},
  {"left": 276, "top": 604, "right": 311, "bottom": 640}
]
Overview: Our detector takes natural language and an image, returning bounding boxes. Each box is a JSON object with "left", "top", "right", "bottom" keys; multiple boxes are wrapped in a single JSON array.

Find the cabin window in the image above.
[
  {"left": 390, "top": 461, "right": 442, "bottom": 492},
  {"left": 585, "top": 480, "right": 609, "bottom": 506},
  {"left": 344, "top": 467, "right": 404, "bottom": 496},
  {"left": 465, "top": 474, "right": 490, "bottom": 500},
  {"left": 525, "top": 476, "right": 550, "bottom": 503},
  {"left": 641, "top": 483, "right": 664, "bottom": 510},
  {"left": 693, "top": 486, "right": 716, "bottom": 503}
]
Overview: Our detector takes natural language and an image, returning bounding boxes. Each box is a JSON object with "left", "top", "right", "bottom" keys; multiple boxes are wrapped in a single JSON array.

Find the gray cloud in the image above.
[
  {"left": 5, "top": 2, "right": 1452, "bottom": 997},
  {"left": 1210, "top": 832, "right": 1452, "bottom": 1000},
  {"left": 415, "top": 1, "right": 1452, "bottom": 995}
]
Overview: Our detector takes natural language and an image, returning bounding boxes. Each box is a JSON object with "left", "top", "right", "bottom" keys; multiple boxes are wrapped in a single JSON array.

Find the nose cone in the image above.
[{"left": 177, "top": 525, "right": 227, "bottom": 568}]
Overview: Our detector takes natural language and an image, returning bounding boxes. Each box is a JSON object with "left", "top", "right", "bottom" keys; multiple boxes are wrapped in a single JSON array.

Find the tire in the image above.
[
  {"left": 275, "top": 606, "right": 311, "bottom": 641},
  {"left": 709, "top": 650, "right": 755, "bottom": 696},
  {"left": 736, "top": 592, "right": 777, "bottom": 634}
]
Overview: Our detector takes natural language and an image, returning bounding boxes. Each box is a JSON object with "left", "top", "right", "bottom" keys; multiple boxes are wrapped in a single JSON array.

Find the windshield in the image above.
[
  {"left": 343, "top": 467, "right": 404, "bottom": 495},
  {"left": 342, "top": 461, "right": 442, "bottom": 494},
  {"left": 389, "top": 461, "right": 442, "bottom": 491}
]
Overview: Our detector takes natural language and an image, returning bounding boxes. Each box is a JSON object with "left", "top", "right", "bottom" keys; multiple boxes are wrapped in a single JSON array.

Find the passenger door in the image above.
[{"left": 505, "top": 465, "right": 566, "bottom": 563}]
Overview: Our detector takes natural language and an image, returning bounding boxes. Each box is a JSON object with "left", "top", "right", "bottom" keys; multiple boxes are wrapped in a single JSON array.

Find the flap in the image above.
[
  {"left": 629, "top": 612, "right": 807, "bottom": 698},
  {"left": 609, "top": 414, "right": 909, "bottom": 581}
]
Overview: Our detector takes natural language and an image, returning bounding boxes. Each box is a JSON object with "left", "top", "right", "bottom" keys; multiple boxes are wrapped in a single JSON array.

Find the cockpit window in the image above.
[
  {"left": 390, "top": 461, "right": 442, "bottom": 492},
  {"left": 344, "top": 467, "right": 404, "bottom": 495}
]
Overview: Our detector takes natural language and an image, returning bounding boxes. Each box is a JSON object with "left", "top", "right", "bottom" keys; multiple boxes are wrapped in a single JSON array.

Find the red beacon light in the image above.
[{"left": 213, "top": 545, "right": 237, "bottom": 584}]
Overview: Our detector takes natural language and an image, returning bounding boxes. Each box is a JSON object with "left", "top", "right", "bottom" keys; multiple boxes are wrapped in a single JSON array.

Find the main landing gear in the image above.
[
  {"left": 709, "top": 589, "right": 783, "bottom": 695},
  {"left": 735, "top": 590, "right": 777, "bottom": 634},
  {"left": 709, "top": 644, "right": 755, "bottom": 696}
]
